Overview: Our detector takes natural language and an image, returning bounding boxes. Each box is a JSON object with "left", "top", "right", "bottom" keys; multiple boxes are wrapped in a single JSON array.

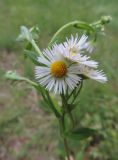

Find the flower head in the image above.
[
  {"left": 79, "top": 64, "right": 107, "bottom": 83},
  {"left": 35, "top": 48, "right": 81, "bottom": 94},
  {"left": 64, "top": 34, "right": 93, "bottom": 53},
  {"left": 52, "top": 35, "right": 98, "bottom": 68}
]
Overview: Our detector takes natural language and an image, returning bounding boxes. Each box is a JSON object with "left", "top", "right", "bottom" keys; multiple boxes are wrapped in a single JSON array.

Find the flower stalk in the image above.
[
  {"left": 31, "top": 39, "right": 42, "bottom": 55},
  {"left": 49, "top": 15, "right": 111, "bottom": 47},
  {"left": 60, "top": 105, "right": 71, "bottom": 160},
  {"left": 49, "top": 21, "right": 95, "bottom": 46},
  {"left": 63, "top": 136, "right": 71, "bottom": 160}
]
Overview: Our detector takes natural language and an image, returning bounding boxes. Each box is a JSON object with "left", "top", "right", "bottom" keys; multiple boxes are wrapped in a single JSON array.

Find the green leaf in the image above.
[
  {"left": 25, "top": 42, "right": 32, "bottom": 50},
  {"left": 24, "top": 50, "right": 40, "bottom": 65},
  {"left": 74, "top": 22, "right": 95, "bottom": 33},
  {"left": 74, "top": 22, "right": 96, "bottom": 40},
  {"left": 66, "top": 127, "right": 97, "bottom": 141},
  {"left": 5, "top": 70, "right": 38, "bottom": 88}
]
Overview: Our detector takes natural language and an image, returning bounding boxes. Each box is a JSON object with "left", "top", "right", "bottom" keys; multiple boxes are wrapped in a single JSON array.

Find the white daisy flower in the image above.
[
  {"left": 79, "top": 65, "right": 107, "bottom": 83},
  {"left": 35, "top": 48, "right": 81, "bottom": 94},
  {"left": 64, "top": 34, "right": 93, "bottom": 54},
  {"left": 52, "top": 42, "right": 98, "bottom": 68}
]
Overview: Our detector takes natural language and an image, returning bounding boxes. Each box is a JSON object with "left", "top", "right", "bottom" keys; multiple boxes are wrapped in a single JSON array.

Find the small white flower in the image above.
[
  {"left": 64, "top": 34, "right": 93, "bottom": 54},
  {"left": 79, "top": 65, "right": 107, "bottom": 83},
  {"left": 52, "top": 42, "right": 98, "bottom": 68},
  {"left": 35, "top": 48, "right": 81, "bottom": 94}
]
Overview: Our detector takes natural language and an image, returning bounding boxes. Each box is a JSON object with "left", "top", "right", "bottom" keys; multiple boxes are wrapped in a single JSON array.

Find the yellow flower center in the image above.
[
  {"left": 70, "top": 51, "right": 76, "bottom": 56},
  {"left": 69, "top": 48, "right": 77, "bottom": 56},
  {"left": 51, "top": 61, "right": 67, "bottom": 78}
]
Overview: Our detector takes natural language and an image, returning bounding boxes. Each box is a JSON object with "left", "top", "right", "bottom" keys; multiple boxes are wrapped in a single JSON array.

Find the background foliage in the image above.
[{"left": 0, "top": 0, "right": 118, "bottom": 160}]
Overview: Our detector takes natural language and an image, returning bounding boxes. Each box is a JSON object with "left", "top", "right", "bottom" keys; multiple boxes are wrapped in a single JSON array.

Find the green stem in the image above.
[
  {"left": 63, "top": 137, "right": 71, "bottom": 160},
  {"left": 49, "top": 21, "right": 94, "bottom": 46},
  {"left": 71, "top": 81, "right": 83, "bottom": 105},
  {"left": 61, "top": 94, "right": 75, "bottom": 129},
  {"left": 31, "top": 39, "right": 42, "bottom": 55},
  {"left": 67, "top": 89, "right": 75, "bottom": 101},
  {"left": 91, "top": 16, "right": 111, "bottom": 26},
  {"left": 60, "top": 114, "right": 71, "bottom": 160},
  {"left": 59, "top": 95, "right": 71, "bottom": 160},
  {"left": 68, "top": 111, "right": 75, "bottom": 128},
  {"left": 49, "top": 16, "right": 111, "bottom": 46},
  {"left": 45, "top": 91, "right": 61, "bottom": 118}
]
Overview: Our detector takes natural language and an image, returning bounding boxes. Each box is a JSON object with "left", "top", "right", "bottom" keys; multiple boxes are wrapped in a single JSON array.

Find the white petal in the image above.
[
  {"left": 37, "top": 57, "right": 50, "bottom": 66},
  {"left": 45, "top": 78, "right": 55, "bottom": 91}
]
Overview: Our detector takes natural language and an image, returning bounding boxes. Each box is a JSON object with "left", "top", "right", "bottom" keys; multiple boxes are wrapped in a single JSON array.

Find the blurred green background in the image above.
[{"left": 0, "top": 0, "right": 118, "bottom": 160}]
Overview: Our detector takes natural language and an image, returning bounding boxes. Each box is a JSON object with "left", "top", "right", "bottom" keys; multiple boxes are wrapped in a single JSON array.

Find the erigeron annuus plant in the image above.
[{"left": 5, "top": 16, "right": 111, "bottom": 160}]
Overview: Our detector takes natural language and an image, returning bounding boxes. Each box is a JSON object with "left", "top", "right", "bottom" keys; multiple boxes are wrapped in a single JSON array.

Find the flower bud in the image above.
[{"left": 101, "top": 16, "right": 112, "bottom": 24}]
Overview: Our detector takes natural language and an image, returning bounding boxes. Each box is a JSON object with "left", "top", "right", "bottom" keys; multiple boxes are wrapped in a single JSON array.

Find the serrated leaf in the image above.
[{"left": 67, "top": 127, "right": 97, "bottom": 140}]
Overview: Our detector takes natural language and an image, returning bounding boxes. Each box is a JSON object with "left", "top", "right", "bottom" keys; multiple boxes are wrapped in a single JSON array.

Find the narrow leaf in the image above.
[
  {"left": 67, "top": 127, "right": 97, "bottom": 140},
  {"left": 74, "top": 22, "right": 95, "bottom": 33},
  {"left": 24, "top": 50, "right": 40, "bottom": 65},
  {"left": 5, "top": 70, "right": 38, "bottom": 88}
]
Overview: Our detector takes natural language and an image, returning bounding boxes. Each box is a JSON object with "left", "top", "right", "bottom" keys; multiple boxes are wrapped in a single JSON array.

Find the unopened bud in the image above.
[{"left": 101, "top": 16, "right": 112, "bottom": 24}]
